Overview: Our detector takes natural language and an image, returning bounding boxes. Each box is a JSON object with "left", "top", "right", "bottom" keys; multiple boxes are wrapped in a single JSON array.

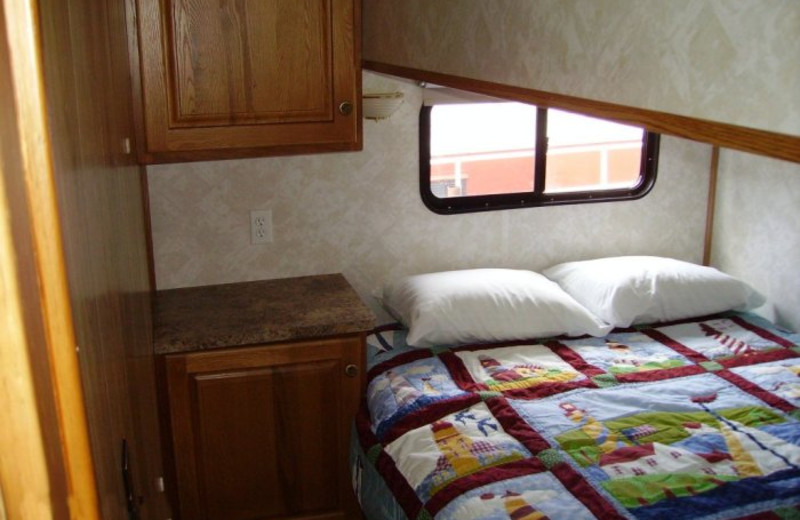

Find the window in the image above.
[{"left": 420, "top": 96, "right": 660, "bottom": 214}]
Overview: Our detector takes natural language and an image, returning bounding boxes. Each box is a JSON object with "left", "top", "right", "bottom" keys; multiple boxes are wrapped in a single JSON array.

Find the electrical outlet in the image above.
[{"left": 250, "top": 210, "right": 273, "bottom": 244}]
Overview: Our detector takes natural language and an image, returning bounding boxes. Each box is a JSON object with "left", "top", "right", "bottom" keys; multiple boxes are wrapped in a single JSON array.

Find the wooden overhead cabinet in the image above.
[{"left": 132, "top": 0, "right": 361, "bottom": 163}]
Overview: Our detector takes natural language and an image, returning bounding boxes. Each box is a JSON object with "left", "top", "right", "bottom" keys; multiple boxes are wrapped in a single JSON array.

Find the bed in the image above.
[{"left": 350, "top": 258, "right": 800, "bottom": 519}]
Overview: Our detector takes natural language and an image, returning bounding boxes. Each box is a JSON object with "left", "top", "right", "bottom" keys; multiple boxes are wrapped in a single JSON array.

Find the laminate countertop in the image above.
[{"left": 153, "top": 274, "right": 376, "bottom": 355}]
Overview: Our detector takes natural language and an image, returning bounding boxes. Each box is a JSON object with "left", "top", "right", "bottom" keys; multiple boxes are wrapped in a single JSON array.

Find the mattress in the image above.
[{"left": 351, "top": 312, "right": 800, "bottom": 519}]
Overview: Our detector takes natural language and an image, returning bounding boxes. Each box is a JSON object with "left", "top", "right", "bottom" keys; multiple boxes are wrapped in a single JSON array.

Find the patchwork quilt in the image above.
[{"left": 352, "top": 313, "right": 800, "bottom": 520}]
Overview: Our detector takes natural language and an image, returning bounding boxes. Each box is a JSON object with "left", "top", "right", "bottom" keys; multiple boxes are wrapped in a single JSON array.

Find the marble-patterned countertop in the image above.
[{"left": 153, "top": 274, "right": 376, "bottom": 355}]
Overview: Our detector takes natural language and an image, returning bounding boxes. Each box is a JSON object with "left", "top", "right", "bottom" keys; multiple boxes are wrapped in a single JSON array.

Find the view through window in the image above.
[
  {"left": 421, "top": 101, "right": 659, "bottom": 213},
  {"left": 545, "top": 109, "right": 645, "bottom": 194}
]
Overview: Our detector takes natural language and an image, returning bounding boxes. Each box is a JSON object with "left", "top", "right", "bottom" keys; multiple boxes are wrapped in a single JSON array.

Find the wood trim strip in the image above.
[
  {"left": 123, "top": 0, "right": 148, "bottom": 163},
  {"left": 0, "top": 156, "right": 57, "bottom": 519},
  {"left": 0, "top": 7, "right": 60, "bottom": 515},
  {"left": 703, "top": 147, "right": 720, "bottom": 266},
  {"left": 363, "top": 60, "right": 800, "bottom": 164},
  {"left": 2, "top": 0, "right": 101, "bottom": 517}
]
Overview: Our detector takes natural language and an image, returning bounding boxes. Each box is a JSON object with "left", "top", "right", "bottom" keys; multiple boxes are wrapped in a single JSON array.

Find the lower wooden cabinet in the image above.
[{"left": 161, "top": 335, "right": 364, "bottom": 519}]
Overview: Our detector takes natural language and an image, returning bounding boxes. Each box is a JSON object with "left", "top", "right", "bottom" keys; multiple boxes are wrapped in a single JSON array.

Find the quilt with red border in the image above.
[{"left": 355, "top": 313, "right": 800, "bottom": 519}]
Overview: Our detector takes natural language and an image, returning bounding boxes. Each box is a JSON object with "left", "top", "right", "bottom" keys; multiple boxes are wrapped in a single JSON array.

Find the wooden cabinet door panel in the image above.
[
  {"left": 169, "top": 0, "right": 332, "bottom": 125},
  {"left": 165, "top": 337, "right": 362, "bottom": 520},
  {"left": 135, "top": 0, "right": 361, "bottom": 161}
]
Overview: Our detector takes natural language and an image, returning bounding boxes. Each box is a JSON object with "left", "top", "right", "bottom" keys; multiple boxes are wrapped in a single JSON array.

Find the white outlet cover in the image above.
[{"left": 250, "top": 210, "right": 273, "bottom": 244}]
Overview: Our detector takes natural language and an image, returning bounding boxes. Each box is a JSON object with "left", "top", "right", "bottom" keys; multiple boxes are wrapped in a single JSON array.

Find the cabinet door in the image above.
[
  {"left": 164, "top": 336, "right": 363, "bottom": 520},
  {"left": 134, "top": 0, "right": 361, "bottom": 162}
]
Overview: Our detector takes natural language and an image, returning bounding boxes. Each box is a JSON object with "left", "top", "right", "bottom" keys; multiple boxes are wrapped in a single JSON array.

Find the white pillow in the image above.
[
  {"left": 381, "top": 268, "right": 612, "bottom": 347},
  {"left": 543, "top": 256, "right": 765, "bottom": 328}
]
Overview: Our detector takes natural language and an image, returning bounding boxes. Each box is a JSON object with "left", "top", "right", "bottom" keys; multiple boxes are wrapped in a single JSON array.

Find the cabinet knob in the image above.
[
  {"left": 338, "top": 101, "right": 353, "bottom": 116},
  {"left": 344, "top": 364, "right": 359, "bottom": 378}
]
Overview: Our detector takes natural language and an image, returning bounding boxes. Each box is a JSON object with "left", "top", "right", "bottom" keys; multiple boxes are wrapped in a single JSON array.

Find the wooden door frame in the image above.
[{"left": 0, "top": 0, "right": 100, "bottom": 517}]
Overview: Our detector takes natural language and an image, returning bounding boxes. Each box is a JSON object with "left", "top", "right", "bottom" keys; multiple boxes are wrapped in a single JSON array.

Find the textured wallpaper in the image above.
[
  {"left": 363, "top": 0, "right": 800, "bottom": 138},
  {"left": 711, "top": 151, "right": 800, "bottom": 332},
  {"left": 147, "top": 72, "right": 712, "bottom": 319}
]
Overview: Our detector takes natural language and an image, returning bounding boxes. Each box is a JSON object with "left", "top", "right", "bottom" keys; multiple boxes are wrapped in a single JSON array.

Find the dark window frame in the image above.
[{"left": 419, "top": 105, "right": 660, "bottom": 214}]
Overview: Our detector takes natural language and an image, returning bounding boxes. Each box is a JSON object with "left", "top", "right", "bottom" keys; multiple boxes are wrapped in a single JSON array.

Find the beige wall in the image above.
[
  {"left": 363, "top": 0, "right": 800, "bottom": 138},
  {"left": 148, "top": 72, "right": 712, "bottom": 318},
  {"left": 711, "top": 151, "right": 800, "bottom": 332}
]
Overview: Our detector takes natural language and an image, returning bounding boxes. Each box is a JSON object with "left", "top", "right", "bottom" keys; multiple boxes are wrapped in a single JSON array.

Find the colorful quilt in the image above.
[{"left": 352, "top": 313, "right": 800, "bottom": 520}]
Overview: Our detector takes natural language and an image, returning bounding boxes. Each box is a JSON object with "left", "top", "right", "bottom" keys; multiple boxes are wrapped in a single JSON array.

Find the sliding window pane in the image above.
[
  {"left": 429, "top": 103, "right": 537, "bottom": 197},
  {"left": 544, "top": 109, "right": 645, "bottom": 194}
]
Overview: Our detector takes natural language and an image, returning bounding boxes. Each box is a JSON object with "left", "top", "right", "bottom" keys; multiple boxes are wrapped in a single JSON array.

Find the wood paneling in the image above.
[
  {"left": 703, "top": 147, "right": 720, "bottom": 266},
  {"left": 164, "top": 337, "right": 363, "bottom": 520},
  {"left": 364, "top": 61, "right": 800, "bottom": 165},
  {"left": 134, "top": 0, "right": 361, "bottom": 163},
  {"left": 0, "top": 2, "right": 73, "bottom": 516},
  {"left": 33, "top": 0, "right": 170, "bottom": 517},
  {"left": 1, "top": 0, "right": 111, "bottom": 516},
  {"left": 170, "top": 0, "right": 331, "bottom": 124}
]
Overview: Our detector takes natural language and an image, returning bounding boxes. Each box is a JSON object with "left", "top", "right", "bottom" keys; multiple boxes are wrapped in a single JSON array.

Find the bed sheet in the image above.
[{"left": 352, "top": 312, "right": 800, "bottom": 520}]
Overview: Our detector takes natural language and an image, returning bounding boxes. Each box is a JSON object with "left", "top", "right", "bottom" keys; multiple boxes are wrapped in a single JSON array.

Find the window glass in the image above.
[
  {"left": 545, "top": 109, "right": 645, "bottom": 194},
  {"left": 430, "top": 103, "right": 537, "bottom": 197},
  {"left": 420, "top": 98, "right": 659, "bottom": 214}
]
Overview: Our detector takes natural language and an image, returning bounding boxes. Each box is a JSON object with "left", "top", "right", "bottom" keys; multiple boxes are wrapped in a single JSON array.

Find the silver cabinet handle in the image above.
[{"left": 344, "top": 364, "right": 359, "bottom": 378}]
